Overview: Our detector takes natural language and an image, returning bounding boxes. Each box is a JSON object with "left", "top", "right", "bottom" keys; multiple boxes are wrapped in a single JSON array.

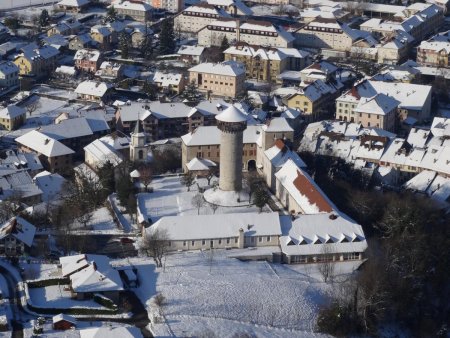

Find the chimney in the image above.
[
  {"left": 238, "top": 228, "right": 244, "bottom": 249},
  {"left": 236, "top": 19, "right": 240, "bottom": 42}
]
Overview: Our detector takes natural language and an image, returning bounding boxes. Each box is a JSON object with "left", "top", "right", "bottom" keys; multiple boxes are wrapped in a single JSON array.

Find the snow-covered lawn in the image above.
[
  {"left": 21, "top": 263, "right": 60, "bottom": 281},
  {"left": 117, "top": 250, "right": 352, "bottom": 337},
  {"left": 22, "top": 96, "right": 69, "bottom": 126},
  {"left": 138, "top": 176, "right": 269, "bottom": 223},
  {"left": 0, "top": 0, "right": 57, "bottom": 10},
  {"left": 70, "top": 207, "right": 122, "bottom": 233},
  {"left": 29, "top": 285, "right": 105, "bottom": 309}
]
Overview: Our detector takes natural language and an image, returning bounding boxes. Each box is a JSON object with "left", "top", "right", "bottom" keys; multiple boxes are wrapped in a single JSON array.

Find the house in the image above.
[
  {"left": 0, "top": 149, "right": 43, "bottom": 178},
  {"left": 144, "top": 212, "right": 282, "bottom": 251},
  {"left": 59, "top": 254, "right": 123, "bottom": 302},
  {"left": 113, "top": 1, "right": 153, "bottom": 22},
  {"left": 150, "top": 0, "right": 184, "bottom": 13},
  {"left": 280, "top": 213, "right": 368, "bottom": 264},
  {"left": 0, "top": 171, "right": 43, "bottom": 205},
  {"left": 206, "top": 0, "right": 253, "bottom": 16},
  {"left": 177, "top": 45, "right": 206, "bottom": 65},
  {"left": 198, "top": 19, "right": 295, "bottom": 48},
  {"left": 152, "top": 71, "right": 186, "bottom": 94},
  {"left": 0, "top": 217, "right": 36, "bottom": 257},
  {"left": 14, "top": 45, "right": 59, "bottom": 77},
  {"left": 284, "top": 79, "right": 340, "bottom": 121},
  {"left": 0, "top": 61, "right": 19, "bottom": 88},
  {"left": 69, "top": 33, "right": 94, "bottom": 50},
  {"left": 74, "top": 49, "right": 102, "bottom": 73},
  {"left": 84, "top": 138, "right": 123, "bottom": 170},
  {"left": 33, "top": 171, "right": 67, "bottom": 203},
  {"left": 130, "top": 26, "right": 153, "bottom": 49},
  {"left": 15, "top": 130, "right": 75, "bottom": 174},
  {"left": 58, "top": 0, "right": 91, "bottom": 12},
  {"left": 173, "top": 3, "right": 230, "bottom": 33},
  {"left": 79, "top": 327, "right": 143, "bottom": 338},
  {"left": 0, "top": 105, "right": 26, "bottom": 131},
  {"left": 47, "top": 20, "right": 81, "bottom": 37},
  {"left": 417, "top": 32, "right": 450, "bottom": 68},
  {"left": 275, "top": 158, "right": 336, "bottom": 215},
  {"left": 75, "top": 81, "right": 112, "bottom": 102},
  {"left": 188, "top": 61, "right": 245, "bottom": 98},
  {"left": 185, "top": 157, "right": 217, "bottom": 176},
  {"left": 52, "top": 314, "right": 76, "bottom": 330},
  {"left": 95, "top": 61, "right": 123, "bottom": 80}
]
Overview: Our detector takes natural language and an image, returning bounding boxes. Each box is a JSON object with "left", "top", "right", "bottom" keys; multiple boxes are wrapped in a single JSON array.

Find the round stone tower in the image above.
[{"left": 216, "top": 105, "right": 247, "bottom": 191}]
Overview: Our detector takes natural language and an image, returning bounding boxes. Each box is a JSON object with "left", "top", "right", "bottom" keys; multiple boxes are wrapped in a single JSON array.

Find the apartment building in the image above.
[
  {"left": 188, "top": 61, "right": 245, "bottom": 98},
  {"left": 295, "top": 17, "right": 375, "bottom": 52},
  {"left": 113, "top": 1, "right": 152, "bottom": 22},
  {"left": 417, "top": 31, "right": 450, "bottom": 67},
  {"left": 74, "top": 48, "right": 102, "bottom": 73},
  {"left": 14, "top": 45, "right": 59, "bottom": 77},
  {"left": 198, "top": 19, "right": 294, "bottom": 48},
  {"left": 205, "top": 0, "right": 253, "bottom": 16},
  {"left": 174, "top": 3, "right": 229, "bottom": 33},
  {"left": 0, "top": 61, "right": 19, "bottom": 88},
  {"left": 149, "top": 0, "right": 184, "bottom": 13}
]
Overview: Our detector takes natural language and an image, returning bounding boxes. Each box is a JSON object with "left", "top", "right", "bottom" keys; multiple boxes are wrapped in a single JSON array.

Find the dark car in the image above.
[{"left": 120, "top": 237, "right": 135, "bottom": 244}]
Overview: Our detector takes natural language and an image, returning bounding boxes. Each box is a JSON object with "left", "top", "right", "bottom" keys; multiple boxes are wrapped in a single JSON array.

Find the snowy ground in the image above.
[
  {"left": 138, "top": 176, "right": 269, "bottom": 223},
  {"left": 251, "top": 4, "right": 300, "bottom": 17},
  {"left": 28, "top": 285, "right": 105, "bottom": 309},
  {"left": 70, "top": 207, "right": 123, "bottom": 233},
  {"left": 114, "top": 251, "right": 359, "bottom": 337}
]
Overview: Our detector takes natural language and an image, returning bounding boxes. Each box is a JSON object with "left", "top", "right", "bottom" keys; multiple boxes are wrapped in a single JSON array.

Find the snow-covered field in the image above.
[
  {"left": 138, "top": 176, "right": 269, "bottom": 223},
  {"left": 0, "top": 0, "right": 57, "bottom": 10},
  {"left": 116, "top": 251, "right": 359, "bottom": 337}
]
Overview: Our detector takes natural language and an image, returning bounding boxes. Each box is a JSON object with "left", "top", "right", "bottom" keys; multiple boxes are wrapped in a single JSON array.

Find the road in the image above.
[{"left": 0, "top": 265, "right": 31, "bottom": 338}]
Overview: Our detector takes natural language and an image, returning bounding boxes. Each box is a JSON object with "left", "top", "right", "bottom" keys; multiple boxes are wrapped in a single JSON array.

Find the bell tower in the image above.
[{"left": 130, "top": 120, "right": 148, "bottom": 162}]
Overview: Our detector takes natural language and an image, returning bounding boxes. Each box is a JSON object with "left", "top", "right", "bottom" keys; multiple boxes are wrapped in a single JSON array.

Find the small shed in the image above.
[{"left": 52, "top": 313, "right": 76, "bottom": 330}]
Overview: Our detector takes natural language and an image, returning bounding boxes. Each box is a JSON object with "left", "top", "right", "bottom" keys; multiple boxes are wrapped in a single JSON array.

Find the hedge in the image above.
[
  {"left": 27, "top": 303, "right": 118, "bottom": 315},
  {"left": 27, "top": 278, "right": 70, "bottom": 288},
  {"left": 93, "top": 294, "right": 118, "bottom": 310}
]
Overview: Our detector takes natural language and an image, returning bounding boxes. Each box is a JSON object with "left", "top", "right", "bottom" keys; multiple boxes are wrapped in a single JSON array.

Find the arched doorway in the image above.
[{"left": 247, "top": 160, "right": 256, "bottom": 171}]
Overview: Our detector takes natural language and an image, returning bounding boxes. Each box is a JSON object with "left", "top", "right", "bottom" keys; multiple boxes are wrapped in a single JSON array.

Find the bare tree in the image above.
[
  {"left": 205, "top": 167, "right": 217, "bottom": 186},
  {"left": 318, "top": 245, "right": 335, "bottom": 283},
  {"left": 139, "top": 165, "right": 153, "bottom": 192},
  {"left": 191, "top": 193, "right": 205, "bottom": 215},
  {"left": 76, "top": 209, "right": 93, "bottom": 228},
  {"left": 25, "top": 101, "right": 41, "bottom": 117},
  {"left": 140, "top": 228, "right": 171, "bottom": 268},
  {"left": 209, "top": 200, "right": 219, "bottom": 214},
  {"left": 243, "top": 171, "right": 265, "bottom": 202},
  {"left": 180, "top": 172, "right": 195, "bottom": 191}
]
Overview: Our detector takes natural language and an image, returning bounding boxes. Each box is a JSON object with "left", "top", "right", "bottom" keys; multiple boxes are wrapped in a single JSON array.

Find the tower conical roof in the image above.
[
  {"left": 215, "top": 105, "right": 247, "bottom": 123},
  {"left": 133, "top": 120, "right": 145, "bottom": 135}
]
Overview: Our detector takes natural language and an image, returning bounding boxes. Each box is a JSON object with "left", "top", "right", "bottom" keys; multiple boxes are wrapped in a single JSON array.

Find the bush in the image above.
[
  {"left": 93, "top": 294, "right": 118, "bottom": 310},
  {"left": 316, "top": 302, "right": 357, "bottom": 337},
  {"left": 153, "top": 293, "right": 165, "bottom": 307},
  {"left": 27, "top": 278, "right": 70, "bottom": 288}
]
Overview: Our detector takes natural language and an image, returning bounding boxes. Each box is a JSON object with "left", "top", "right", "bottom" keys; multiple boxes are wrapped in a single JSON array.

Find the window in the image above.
[
  {"left": 218, "top": 239, "right": 222, "bottom": 245},
  {"left": 191, "top": 241, "right": 195, "bottom": 246},
  {"left": 202, "top": 240, "right": 206, "bottom": 245},
  {"left": 258, "top": 237, "right": 262, "bottom": 242},
  {"left": 183, "top": 241, "right": 187, "bottom": 246},
  {"left": 235, "top": 238, "right": 238, "bottom": 243},
  {"left": 266, "top": 236, "right": 270, "bottom": 242}
]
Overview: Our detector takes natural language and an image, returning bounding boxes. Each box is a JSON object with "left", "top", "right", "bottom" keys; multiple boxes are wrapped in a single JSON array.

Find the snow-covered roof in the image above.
[
  {"left": 182, "top": 125, "right": 261, "bottom": 146},
  {"left": 354, "top": 93, "right": 399, "bottom": 115},
  {"left": 177, "top": 45, "right": 205, "bottom": 56},
  {"left": 15, "top": 130, "right": 75, "bottom": 157},
  {"left": 189, "top": 61, "right": 245, "bottom": 77},
  {"left": 216, "top": 105, "right": 247, "bottom": 123},
  {"left": 152, "top": 71, "right": 183, "bottom": 87},
  {"left": 186, "top": 157, "right": 217, "bottom": 171},
  {"left": 17, "top": 45, "right": 59, "bottom": 61},
  {"left": 84, "top": 139, "right": 123, "bottom": 166},
  {"left": 74, "top": 48, "right": 100, "bottom": 62},
  {"left": 0, "top": 217, "right": 36, "bottom": 247},
  {"left": 52, "top": 313, "right": 76, "bottom": 324},
  {"left": 58, "top": 0, "right": 90, "bottom": 7},
  {"left": 275, "top": 159, "right": 336, "bottom": 214},
  {"left": 404, "top": 169, "right": 436, "bottom": 192},
  {"left": 80, "top": 326, "right": 143, "bottom": 338},
  {"left": 280, "top": 213, "right": 367, "bottom": 256},
  {"left": 265, "top": 140, "right": 306, "bottom": 169},
  {"left": 113, "top": 0, "right": 152, "bottom": 11},
  {"left": 60, "top": 254, "right": 123, "bottom": 293},
  {"left": 148, "top": 212, "right": 282, "bottom": 241},
  {"left": 75, "top": 81, "right": 112, "bottom": 98},
  {"left": 41, "top": 117, "right": 95, "bottom": 141},
  {"left": 55, "top": 65, "right": 76, "bottom": 76},
  {"left": 262, "top": 117, "right": 293, "bottom": 132},
  {"left": 33, "top": 171, "right": 66, "bottom": 202},
  {"left": 0, "top": 61, "right": 19, "bottom": 76},
  {"left": 0, "top": 105, "right": 26, "bottom": 119}
]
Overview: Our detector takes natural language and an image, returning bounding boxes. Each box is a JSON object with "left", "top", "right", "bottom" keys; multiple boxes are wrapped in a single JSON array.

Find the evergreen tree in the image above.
[
  {"left": 253, "top": 188, "right": 269, "bottom": 212},
  {"left": 106, "top": 6, "right": 117, "bottom": 22},
  {"left": 119, "top": 31, "right": 131, "bottom": 59},
  {"left": 141, "top": 28, "right": 154, "bottom": 60},
  {"left": 182, "top": 80, "right": 201, "bottom": 104},
  {"left": 143, "top": 81, "right": 158, "bottom": 100},
  {"left": 97, "top": 161, "right": 115, "bottom": 197},
  {"left": 159, "top": 18, "right": 176, "bottom": 55},
  {"left": 39, "top": 9, "right": 50, "bottom": 28},
  {"left": 220, "top": 36, "right": 230, "bottom": 51}
]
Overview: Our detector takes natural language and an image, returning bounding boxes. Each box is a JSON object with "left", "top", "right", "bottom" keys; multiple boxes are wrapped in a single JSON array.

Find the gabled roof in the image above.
[
  {"left": 80, "top": 326, "right": 143, "bottom": 338},
  {"left": 0, "top": 105, "right": 26, "bottom": 119},
  {"left": 264, "top": 140, "right": 307, "bottom": 169},
  {"left": 0, "top": 217, "right": 36, "bottom": 247},
  {"left": 40, "top": 117, "right": 94, "bottom": 140},
  {"left": 84, "top": 139, "right": 123, "bottom": 166},
  {"left": 15, "top": 130, "right": 75, "bottom": 157},
  {"left": 52, "top": 313, "right": 76, "bottom": 325},
  {"left": 75, "top": 81, "right": 112, "bottom": 97},
  {"left": 186, "top": 157, "right": 217, "bottom": 171},
  {"left": 262, "top": 117, "right": 293, "bottom": 132},
  {"left": 275, "top": 159, "right": 335, "bottom": 214},
  {"left": 354, "top": 93, "right": 400, "bottom": 115},
  {"left": 189, "top": 61, "right": 245, "bottom": 77},
  {"left": 58, "top": 0, "right": 90, "bottom": 7}
]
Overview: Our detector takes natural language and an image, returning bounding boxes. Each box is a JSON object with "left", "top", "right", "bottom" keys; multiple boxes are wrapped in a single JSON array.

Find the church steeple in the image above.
[{"left": 130, "top": 119, "right": 148, "bottom": 162}]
